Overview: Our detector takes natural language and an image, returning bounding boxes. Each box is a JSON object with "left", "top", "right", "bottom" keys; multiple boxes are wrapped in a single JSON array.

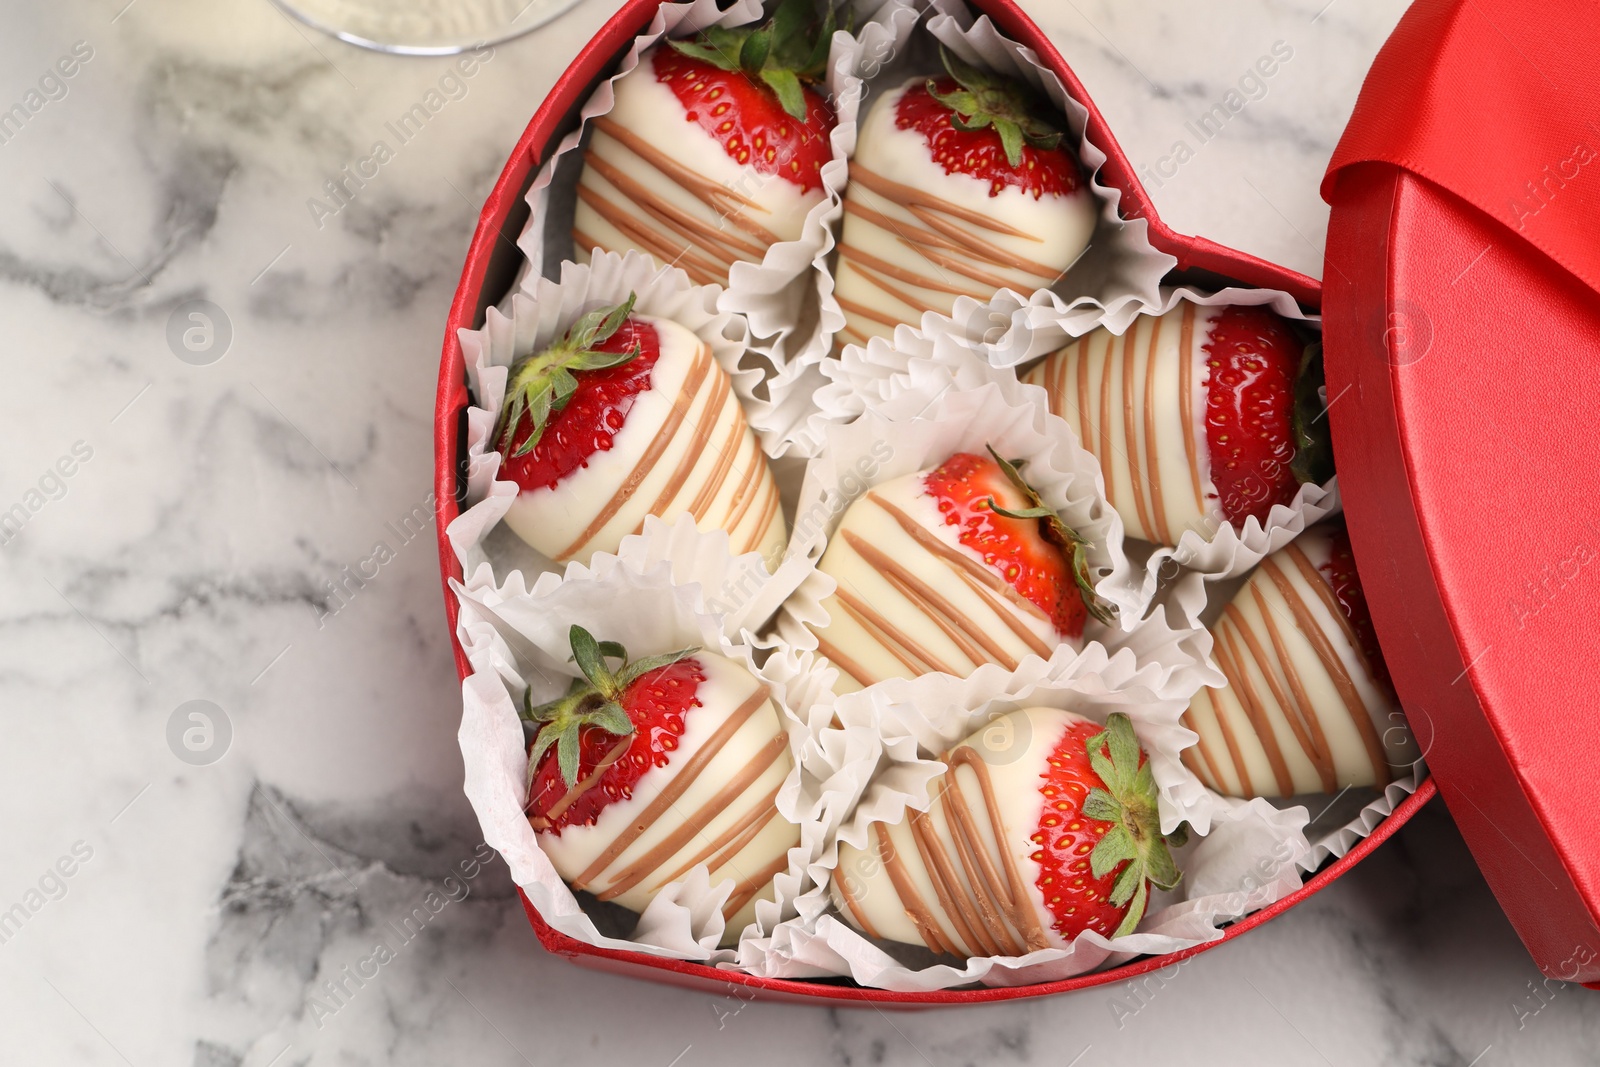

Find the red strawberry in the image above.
[
  {"left": 924, "top": 448, "right": 1112, "bottom": 639},
  {"left": 522, "top": 625, "right": 703, "bottom": 832},
  {"left": 1024, "top": 303, "right": 1332, "bottom": 546},
  {"left": 1318, "top": 519, "right": 1393, "bottom": 692},
  {"left": 654, "top": 37, "right": 834, "bottom": 195},
  {"left": 497, "top": 295, "right": 657, "bottom": 494},
  {"left": 830, "top": 709, "right": 1184, "bottom": 956},
  {"left": 1030, "top": 712, "right": 1181, "bottom": 941},
  {"left": 830, "top": 46, "right": 1096, "bottom": 350},
  {"left": 894, "top": 68, "right": 1082, "bottom": 199},
  {"left": 573, "top": 0, "right": 839, "bottom": 286},
  {"left": 1202, "top": 305, "right": 1307, "bottom": 527},
  {"left": 493, "top": 292, "right": 787, "bottom": 565}
]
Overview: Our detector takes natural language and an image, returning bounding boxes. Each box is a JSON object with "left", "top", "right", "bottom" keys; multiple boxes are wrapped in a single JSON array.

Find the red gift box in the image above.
[
  {"left": 432, "top": 0, "right": 1592, "bottom": 1001},
  {"left": 1321, "top": 0, "right": 1600, "bottom": 986}
]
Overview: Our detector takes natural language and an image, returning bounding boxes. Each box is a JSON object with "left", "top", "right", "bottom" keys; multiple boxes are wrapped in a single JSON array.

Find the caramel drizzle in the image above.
[
  {"left": 873, "top": 746, "right": 1050, "bottom": 958},
  {"left": 868, "top": 494, "right": 1054, "bottom": 642},
  {"left": 1142, "top": 311, "right": 1171, "bottom": 545},
  {"left": 816, "top": 490, "right": 1064, "bottom": 687},
  {"left": 1121, "top": 324, "right": 1154, "bottom": 544},
  {"left": 1213, "top": 619, "right": 1295, "bottom": 797},
  {"left": 836, "top": 164, "right": 1063, "bottom": 343},
  {"left": 1178, "top": 303, "right": 1207, "bottom": 518},
  {"left": 833, "top": 587, "right": 956, "bottom": 677},
  {"left": 594, "top": 731, "right": 789, "bottom": 902},
  {"left": 655, "top": 782, "right": 784, "bottom": 887},
  {"left": 812, "top": 633, "right": 874, "bottom": 691},
  {"left": 569, "top": 685, "right": 771, "bottom": 890},
  {"left": 556, "top": 342, "right": 724, "bottom": 561},
  {"left": 1229, "top": 596, "right": 1336, "bottom": 794},
  {"left": 1200, "top": 555, "right": 1392, "bottom": 795},
  {"left": 1195, "top": 683, "right": 1256, "bottom": 797},
  {"left": 833, "top": 852, "right": 883, "bottom": 939},
  {"left": 1260, "top": 556, "right": 1390, "bottom": 786},
  {"left": 575, "top": 115, "right": 783, "bottom": 284},
  {"left": 723, "top": 853, "right": 792, "bottom": 920},
  {"left": 842, "top": 531, "right": 1021, "bottom": 670},
  {"left": 529, "top": 735, "right": 633, "bottom": 829}
]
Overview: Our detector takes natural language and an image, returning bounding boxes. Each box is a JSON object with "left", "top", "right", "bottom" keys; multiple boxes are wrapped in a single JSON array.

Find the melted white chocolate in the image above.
[
  {"left": 503, "top": 313, "right": 786, "bottom": 567},
  {"left": 831, "top": 707, "right": 1084, "bottom": 956},
  {"left": 1182, "top": 527, "right": 1417, "bottom": 798},
  {"left": 832, "top": 77, "right": 1096, "bottom": 349},
  {"left": 573, "top": 46, "right": 826, "bottom": 287},
  {"left": 534, "top": 650, "right": 800, "bottom": 938},
  {"left": 1023, "top": 303, "right": 1220, "bottom": 547},
  {"left": 809, "top": 470, "right": 1075, "bottom": 693}
]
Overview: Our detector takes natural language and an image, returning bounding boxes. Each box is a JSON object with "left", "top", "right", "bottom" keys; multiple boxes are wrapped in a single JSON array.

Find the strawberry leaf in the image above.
[
  {"left": 1080, "top": 785, "right": 1121, "bottom": 823},
  {"left": 587, "top": 701, "right": 634, "bottom": 738},
  {"left": 1111, "top": 879, "right": 1149, "bottom": 938},
  {"left": 616, "top": 645, "right": 701, "bottom": 688},
  {"left": 800, "top": 2, "right": 837, "bottom": 74},
  {"left": 496, "top": 293, "right": 643, "bottom": 463},
  {"left": 556, "top": 724, "right": 582, "bottom": 788},
  {"left": 930, "top": 45, "right": 1066, "bottom": 165},
  {"left": 1076, "top": 713, "right": 1185, "bottom": 937},
  {"left": 568, "top": 624, "right": 616, "bottom": 694},
  {"left": 739, "top": 27, "right": 772, "bottom": 74},
  {"left": 1090, "top": 823, "right": 1136, "bottom": 878},
  {"left": 761, "top": 68, "right": 809, "bottom": 122},
  {"left": 668, "top": 35, "right": 741, "bottom": 72},
  {"left": 1290, "top": 340, "right": 1335, "bottom": 486},
  {"left": 1109, "top": 858, "right": 1143, "bottom": 908}
]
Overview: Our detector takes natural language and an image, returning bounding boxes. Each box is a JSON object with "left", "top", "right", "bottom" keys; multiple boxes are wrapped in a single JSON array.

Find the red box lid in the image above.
[{"left": 1321, "top": 0, "right": 1600, "bottom": 982}]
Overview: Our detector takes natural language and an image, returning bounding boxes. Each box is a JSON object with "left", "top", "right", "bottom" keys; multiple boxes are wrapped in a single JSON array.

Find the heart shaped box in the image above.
[{"left": 430, "top": 0, "right": 1452, "bottom": 1003}]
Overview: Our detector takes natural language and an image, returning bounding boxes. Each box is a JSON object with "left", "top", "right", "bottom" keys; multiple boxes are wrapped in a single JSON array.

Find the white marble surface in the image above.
[{"left": 1, "top": 1, "right": 1594, "bottom": 1064}]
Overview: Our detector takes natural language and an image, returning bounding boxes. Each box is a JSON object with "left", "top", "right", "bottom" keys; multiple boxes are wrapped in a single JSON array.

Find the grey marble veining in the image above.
[{"left": 1, "top": 1, "right": 1595, "bottom": 1064}]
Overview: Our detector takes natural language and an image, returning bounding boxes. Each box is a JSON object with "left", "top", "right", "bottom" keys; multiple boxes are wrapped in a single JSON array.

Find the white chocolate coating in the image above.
[
  {"left": 573, "top": 46, "right": 825, "bottom": 287},
  {"left": 831, "top": 707, "right": 1086, "bottom": 956},
  {"left": 1182, "top": 527, "right": 1417, "bottom": 798},
  {"left": 833, "top": 77, "right": 1096, "bottom": 349},
  {"left": 809, "top": 470, "right": 1077, "bottom": 692},
  {"left": 535, "top": 650, "right": 800, "bottom": 937},
  {"left": 503, "top": 313, "right": 786, "bottom": 567},
  {"left": 1023, "top": 303, "right": 1221, "bottom": 547}
]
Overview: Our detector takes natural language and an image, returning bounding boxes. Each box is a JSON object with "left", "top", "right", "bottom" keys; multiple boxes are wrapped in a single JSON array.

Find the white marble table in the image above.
[{"left": 1, "top": 1, "right": 1589, "bottom": 1064}]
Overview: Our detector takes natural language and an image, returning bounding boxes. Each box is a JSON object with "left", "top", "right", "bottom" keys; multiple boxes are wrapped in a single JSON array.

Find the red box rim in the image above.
[{"left": 431, "top": 0, "right": 1435, "bottom": 1003}]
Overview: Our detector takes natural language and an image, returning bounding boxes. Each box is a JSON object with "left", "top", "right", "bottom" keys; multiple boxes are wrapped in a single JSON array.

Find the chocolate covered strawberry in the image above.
[
  {"left": 1181, "top": 520, "right": 1416, "bottom": 798},
  {"left": 832, "top": 47, "right": 1096, "bottom": 349},
  {"left": 573, "top": 0, "right": 838, "bottom": 287},
  {"left": 833, "top": 709, "right": 1184, "bottom": 956},
  {"left": 495, "top": 293, "right": 785, "bottom": 564},
  {"left": 523, "top": 625, "right": 800, "bottom": 933},
  {"left": 809, "top": 447, "right": 1112, "bottom": 692},
  {"left": 1024, "top": 303, "right": 1333, "bottom": 546}
]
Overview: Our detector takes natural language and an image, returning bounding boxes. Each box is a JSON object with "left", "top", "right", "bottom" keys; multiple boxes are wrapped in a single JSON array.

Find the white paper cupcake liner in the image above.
[
  {"left": 448, "top": 249, "right": 779, "bottom": 591},
  {"left": 451, "top": 515, "right": 864, "bottom": 966},
  {"left": 773, "top": 658, "right": 1313, "bottom": 990}
]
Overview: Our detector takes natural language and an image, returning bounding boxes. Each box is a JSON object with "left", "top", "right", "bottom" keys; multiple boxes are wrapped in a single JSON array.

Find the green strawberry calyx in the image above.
[
  {"left": 1080, "top": 712, "right": 1189, "bottom": 939},
  {"left": 1289, "top": 340, "right": 1336, "bottom": 486},
  {"left": 667, "top": 0, "right": 840, "bottom": 122},
  {"left": 927, "top": 45, "right": 1065, "bottom": 169},
  {"left": 519, "top": 624, "right": 699, "bottom": 791},
  {"left": 495, "top": 293, "right": 642, "bottom": 461}
]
